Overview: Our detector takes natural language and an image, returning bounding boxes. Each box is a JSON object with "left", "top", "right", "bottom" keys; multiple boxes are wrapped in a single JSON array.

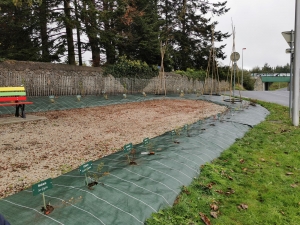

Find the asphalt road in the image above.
[{"left": 238, "top": 90, "right": 291, "bottom": 107}]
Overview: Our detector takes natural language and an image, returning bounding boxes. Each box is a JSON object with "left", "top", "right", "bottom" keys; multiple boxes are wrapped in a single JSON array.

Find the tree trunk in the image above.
[
  {"left": 74, "top": 0, "right": 82, "bottom": 66},
  {"left": 64, "top": 0, "right": 76, "bottom": 65},
  {"left": 83, "top": 0, "right": 101, "bottom": 67},
  {"left": 103, "top": 0, "right": 115, "bottom": 64},
  {"left": 39, "top": 0, "right": 50, "bottom": 62}
]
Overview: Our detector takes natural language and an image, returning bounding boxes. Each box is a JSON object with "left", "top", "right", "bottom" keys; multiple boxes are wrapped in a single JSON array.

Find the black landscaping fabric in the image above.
[{"left": 0, "top": 95, "right": 269, "bottom": 225}]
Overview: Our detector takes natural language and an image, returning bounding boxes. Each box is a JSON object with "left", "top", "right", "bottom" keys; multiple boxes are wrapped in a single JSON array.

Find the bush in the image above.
[
  {"left": 104, "top": 56, "right": 158, "bottom": 79},
  {"left": 269, "top": 82, "right": 288, "bottom": 91},
  {"left": 175, "top": 68, "right": 206, "bottom": 81},
  {"left": 242, "top": 72, "right": 255, "bottom": 90}
]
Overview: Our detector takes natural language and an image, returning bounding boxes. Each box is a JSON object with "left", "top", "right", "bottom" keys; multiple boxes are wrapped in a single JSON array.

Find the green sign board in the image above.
[
  {"left": 123, "top": 143, "right": 133, "bottom": 152},
  {"left": 32, "top": 178, "right": 53, "bottom": 196},
  {"left": 171, "top": 130, "right": 176, "bottom": 136},
  {"left": 183, "top": 124, "right": 188, "bottom": 130},
  {"left": 79, "top": 161, "right": 93, "bottom": 175},
  {"left": 143, "top": 138, "right": 149, "bottom": 146}
]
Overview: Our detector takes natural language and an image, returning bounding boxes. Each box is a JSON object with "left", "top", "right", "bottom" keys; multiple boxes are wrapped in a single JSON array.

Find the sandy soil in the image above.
[{"left": 0, "top": 99, "right": 226, "bottom": 198}]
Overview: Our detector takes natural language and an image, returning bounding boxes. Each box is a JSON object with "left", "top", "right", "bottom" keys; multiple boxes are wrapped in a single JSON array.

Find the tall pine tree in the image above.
[
  {"left": 161, "top": 0, "right": 230, "bottom": 70},
  {"left": 0, "top": 1, "right": 40, "bottom": 60}
]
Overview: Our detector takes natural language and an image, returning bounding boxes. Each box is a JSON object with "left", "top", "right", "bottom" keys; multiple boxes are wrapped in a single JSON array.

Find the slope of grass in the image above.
[
  {"left": 269, "top": 82, "right": 288, "bottom": 90},
  {"left": 146, "top": 101, "right": 300, "bottom": 225}
]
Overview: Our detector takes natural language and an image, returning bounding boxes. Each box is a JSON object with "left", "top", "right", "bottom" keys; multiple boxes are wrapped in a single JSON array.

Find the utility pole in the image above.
[{"left": 293, "top": 0, "right": 299, "bottom": 126}]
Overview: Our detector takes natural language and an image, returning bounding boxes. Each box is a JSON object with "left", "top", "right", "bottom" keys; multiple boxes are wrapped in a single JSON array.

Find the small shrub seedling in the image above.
[
  {"left": 143, "top": 138, "right": 155, "bottom": 155},
  {"left": 126, "top": 149, "right": 137, "bottom": 165},
  {"left": 183, "top": 124, "right": 189, "bottom": 137},
  {"left": 147, "top": 143, "right": 155, "bottom": 155},
  {"left": 41, "top": 203, "right": 54, "bottom": 215},
  {"left": 102, "top": 90, "right": 108, "bottom": 100},
  {"left": 123, "top": 143, "right": 137, "bottom": 165},
  {"left": 49, "top": 95, "right": 55, "bottom": 103},
  {"left": 171, "top": 130, "right": 176, "bottom": 142},
  {"left": 79, "top": 161, "right": 98, "bottom": 189},
  {"left": 172, "top": 126, "right": 185, "bottom": 143},
  {"left": 249, "top": 98, "right": 257, "bottom": 106},
  {"left": 87, "top": 163, "right": 109, "bottom": 189},
  {"left": 175, "top": 127, "right": 181, "bottom": 136},
  {"left": 180, "top": 90, "right": 185, "bottom": 97},
  {"left": 217, "top": 113, "right": 221, "bottom": 121},
  {"left": 32, "top": 178, "right": 54, "bottom": 215}
]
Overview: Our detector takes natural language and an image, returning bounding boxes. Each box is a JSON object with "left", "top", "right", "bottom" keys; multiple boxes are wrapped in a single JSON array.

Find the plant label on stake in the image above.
[
  {"left": 143, "top": 138, "right": 149, "bottom": 146},
  {"left": 32, "top": 178, "right": 53, "bottom": 196},
  {"left": 79, "top": 161, "right": 93, "bottom": 186},
  {"left": 32, "top": 178, "right": 53, "bottom": 214},
  {"left": 143, "top": 137, "right": 155, "bottom": 155},
  {"left": 183, "top": 124, "right": 188, "bottom": 136},
  {"left": 124, "top": 143, "right": 137, "bottom": 165},
  {"left": 171, "top": 130, "right": 176, "bottom": 141},
  {"left": 141, "top": 138, "right": 150, "bottom": 155},
  {"left": 123, "top": 143, "right": 133, "bottom": 153},
  {"left": 198, "top": 120, "right": 203, "bottom": 133}
]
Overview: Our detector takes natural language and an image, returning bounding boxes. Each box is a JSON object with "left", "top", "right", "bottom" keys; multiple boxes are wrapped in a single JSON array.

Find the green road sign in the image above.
[
  {"left": 32, "top": 178, "right": 53, "bottom": 196},
  {"left": 171, "top": 130, "right": 176, "bottom": 136},
  {"left": 79, "top": 161, "right": 93, "bottom": 175},
  {"left": 143, "top": 138, "right": 149, "bottom": 146},
  {"left": 183, "top": 124, "right": 188, "bottom": 130},
  {"left": 123, "top": 143, "right": 133, "bottom": 152}
]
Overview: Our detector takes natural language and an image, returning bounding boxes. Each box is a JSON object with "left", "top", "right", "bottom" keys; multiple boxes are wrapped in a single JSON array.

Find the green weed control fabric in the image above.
[
  {"left": 0, "top": 95, "right": 163, "bottom": 115},
  {"left": 0, "top": 95, "right": 269, "bottom": 225}
]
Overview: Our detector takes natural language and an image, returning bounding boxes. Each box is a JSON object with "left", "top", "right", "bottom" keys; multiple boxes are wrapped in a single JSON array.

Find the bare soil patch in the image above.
[{"left": 0, "top": 99, "right": 226, "bottom": 198}]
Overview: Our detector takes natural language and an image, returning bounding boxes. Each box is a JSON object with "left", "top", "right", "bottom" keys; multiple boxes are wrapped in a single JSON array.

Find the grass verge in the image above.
[
  {"left": 269, "top": 82, "right": 288, "bottom": 90},
  {"left": 146, "top": 101, "right": 300, "bottom": 225}
]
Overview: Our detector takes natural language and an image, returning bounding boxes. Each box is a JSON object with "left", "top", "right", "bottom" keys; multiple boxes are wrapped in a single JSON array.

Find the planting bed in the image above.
[
  {"left": 0, "top": 98, "right": 225, "bottom": 199},
  {"left": 0, "top": 96, "right": 269, "bottom": 224}
]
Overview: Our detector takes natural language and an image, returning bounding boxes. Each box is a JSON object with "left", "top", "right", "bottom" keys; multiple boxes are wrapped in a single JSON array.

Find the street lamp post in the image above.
[{"left": 242, "top": 48, "right": 246, "bottom": 88}]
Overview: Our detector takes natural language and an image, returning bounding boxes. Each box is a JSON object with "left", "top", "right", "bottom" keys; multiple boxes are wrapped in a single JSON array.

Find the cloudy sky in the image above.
[{"left": 211, "top": 0, "right": 295, "bottom": 70}]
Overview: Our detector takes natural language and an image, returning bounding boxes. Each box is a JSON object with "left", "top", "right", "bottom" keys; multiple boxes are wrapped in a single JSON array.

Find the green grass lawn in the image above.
[
  {"left": 269, "top": 82, "right": 289, "bottom": 91},
  {"left": 146, "top": 101, "right": 300, "bottom": 225}
]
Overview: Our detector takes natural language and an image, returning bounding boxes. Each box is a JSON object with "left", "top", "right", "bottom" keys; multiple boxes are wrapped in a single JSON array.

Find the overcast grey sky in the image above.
[{"left": 212, "top": 0, "right": 295, "bottom": 70}]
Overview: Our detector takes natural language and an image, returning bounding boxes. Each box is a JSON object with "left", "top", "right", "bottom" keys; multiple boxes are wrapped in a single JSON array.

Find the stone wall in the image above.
[
  {"left": 254, "top": 76, "right": 264, "bottom": 91},
  {"left": 0, "top": 60, "right": 230, "bottom": 96}
]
